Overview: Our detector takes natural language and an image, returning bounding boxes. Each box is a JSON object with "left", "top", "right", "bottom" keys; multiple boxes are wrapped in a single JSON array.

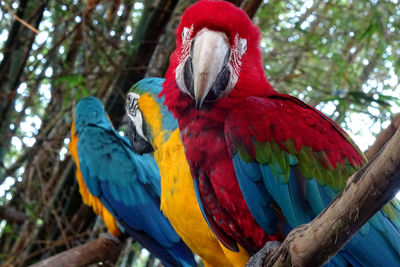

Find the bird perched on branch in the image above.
[
  {"left": 160, "top": 0, "right": 400, "bottom": 265},
  {"left": 125, "top": 77, "right": 250, "bottom": 267},
  {"left": 69, "top": 97, "right": 195, "bottom": 267}
]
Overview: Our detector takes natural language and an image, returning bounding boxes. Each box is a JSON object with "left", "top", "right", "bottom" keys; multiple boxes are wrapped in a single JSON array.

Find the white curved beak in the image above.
[{"left": 192, "top": 29, "right": 230, "bottom": 109}]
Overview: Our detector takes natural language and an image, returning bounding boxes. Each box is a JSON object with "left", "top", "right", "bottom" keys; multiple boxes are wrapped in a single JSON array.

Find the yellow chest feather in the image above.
[{"left": 155, "top": 129, "right": 249, "bottom": 267}]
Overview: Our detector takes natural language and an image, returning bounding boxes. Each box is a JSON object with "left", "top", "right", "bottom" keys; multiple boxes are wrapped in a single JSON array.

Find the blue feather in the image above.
[
  {"left": 74, "top": 97, "right": 195, "bottom": 267},
  {"left": 225, "top": 96, "right": 400, "bottom": 266},
  {"left": 232, "top": 154, "right": 278, "bottom": 235},
  {"left": 232, "top": 147, "right": 400, "bottom": 266}
]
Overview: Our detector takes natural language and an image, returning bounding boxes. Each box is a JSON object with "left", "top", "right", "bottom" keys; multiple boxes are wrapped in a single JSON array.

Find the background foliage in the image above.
[{"left": 0, "top": 0, "right": 398, "bottom": 266}]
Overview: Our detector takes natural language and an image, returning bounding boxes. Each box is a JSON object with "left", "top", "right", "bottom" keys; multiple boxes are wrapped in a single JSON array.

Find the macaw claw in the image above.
[{"left": 246, "top": 241, "right": 281, "bottom": 267}]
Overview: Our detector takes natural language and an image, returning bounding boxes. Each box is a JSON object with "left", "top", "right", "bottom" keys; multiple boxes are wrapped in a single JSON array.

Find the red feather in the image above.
[
  {"left": 160, "top": 0, "right": 364, "bottom": 254},
  {"left": 226, "top": 95, "right": 365, "bottom": 170}
]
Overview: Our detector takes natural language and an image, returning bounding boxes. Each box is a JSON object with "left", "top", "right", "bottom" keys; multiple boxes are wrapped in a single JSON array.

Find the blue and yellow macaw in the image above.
[
  {"left": 124, "top": 78, "right": 250, "bottom": 267},
  {"left": 69, "top": 97, "right": 195, "bottom": 267}
]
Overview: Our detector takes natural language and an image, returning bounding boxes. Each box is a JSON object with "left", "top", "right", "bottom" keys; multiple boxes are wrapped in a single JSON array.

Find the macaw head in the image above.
[
  {"left": 125, "top": 78, "right": 178, "bottom": 154},
  {"left": 161, "top": 0, "right": 274, "bottom": 112},
  {"left": 74, "top": 97, "right": 112, "bottom": 134}
]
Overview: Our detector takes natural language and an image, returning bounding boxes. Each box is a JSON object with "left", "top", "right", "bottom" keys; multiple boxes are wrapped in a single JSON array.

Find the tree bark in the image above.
[
  {"left": 240, "top": 0, "right": 263, "bottom": 18},
  {"left": 29, "top": 234, "right": 122, "bottom": 267},
  {"left": 261, "top": 127, "right": 400, "bottom": 267}
]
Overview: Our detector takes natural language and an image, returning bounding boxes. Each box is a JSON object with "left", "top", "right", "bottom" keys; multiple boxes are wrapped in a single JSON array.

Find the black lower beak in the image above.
[{"left": 127, "top": 120, "right": 154, "bottom": 155}]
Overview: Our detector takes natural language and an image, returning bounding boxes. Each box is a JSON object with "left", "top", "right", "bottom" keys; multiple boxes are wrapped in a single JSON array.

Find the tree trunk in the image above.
[
  {"left": 106, "top": 0, "right": 180, "bottom": 127},
  {"left": 0, "top": 0, "right": 49, "bottom": 178}
]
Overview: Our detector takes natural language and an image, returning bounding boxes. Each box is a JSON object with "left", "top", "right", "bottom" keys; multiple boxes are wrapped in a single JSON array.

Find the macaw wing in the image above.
[
  {"left": 225, "top": 95, "right": 400, "bottom": 265},
  {"left": 225, "top": 94, "right": 364, "bottom": 229},
  {"left": 68, "top": 122, "right": 121, "bottom": 236},
  {"left": 76, "top": 126, "right": 181, "bottom": 247},
  {"left": 383, "top": 199, "right": 400, "bottom": 231}
]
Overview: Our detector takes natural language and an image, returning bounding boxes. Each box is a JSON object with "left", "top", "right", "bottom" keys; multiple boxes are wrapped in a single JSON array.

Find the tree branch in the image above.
[
  {"left": 3, "top": 4, "right": 40, "bottom": 34},
  {"left": 364, "top": 113, "right": 400, "bottom": 160},
  {"left": 28, "top": 233, "right": 122, "bottom": 267},
  {"left": 259, "top": 126, "right": 400, "bottom": 266},
  {"left": 0, "top": 206, "right": 28, "bottom": 224}
]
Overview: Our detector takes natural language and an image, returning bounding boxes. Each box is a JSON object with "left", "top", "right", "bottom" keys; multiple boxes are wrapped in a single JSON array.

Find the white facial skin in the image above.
[
  {"left": 125, "top": 92, "right": 148, "bottom": 142},
  {"left": 175, "top": 26, "right": 247, "bottom": 107}
]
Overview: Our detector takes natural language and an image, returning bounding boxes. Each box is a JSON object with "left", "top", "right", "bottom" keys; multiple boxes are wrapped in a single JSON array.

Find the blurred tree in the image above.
[
  {"left": 0, "top": 0, "right": 398, "bottom": 266},
  {"left": 257, "top": 0, "right": 399, "bottom": 132}
]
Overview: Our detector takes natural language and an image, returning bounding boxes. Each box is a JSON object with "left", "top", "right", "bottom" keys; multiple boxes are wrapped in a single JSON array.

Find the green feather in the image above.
[
  {"left": 383, "top": 200, "right": 400, "bottom": 228},
  {"left": 244, "top": 137, "right": 358, "bottom": 192},
  {"left": 254, "top": 140, "right": 272, "bottom": 164},
  {"left": 237, "top": 146, "right": 252, "bottom": 162}
]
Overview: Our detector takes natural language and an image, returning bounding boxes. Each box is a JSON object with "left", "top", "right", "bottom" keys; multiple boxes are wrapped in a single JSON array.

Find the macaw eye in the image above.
[{"left": 126, "top": 92, "right": 141, "bottom": 116}]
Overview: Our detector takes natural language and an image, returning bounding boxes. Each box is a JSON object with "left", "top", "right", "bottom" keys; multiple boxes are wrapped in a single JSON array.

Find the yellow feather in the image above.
[
  {"left": 138, "top": 93, "right": 165, "bottom": 150},
  {"left": 68, "top": 121, "right": 121, "bottom": 236},
  {"left": 137, "top": 93, "right": 249, "bottom": 266},
  {"left": 154, "top": 128, "right": 250, "bottom": 267}
]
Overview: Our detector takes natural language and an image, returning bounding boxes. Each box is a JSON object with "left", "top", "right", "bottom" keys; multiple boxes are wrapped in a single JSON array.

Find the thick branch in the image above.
[
  {"left": 240, "top": 0, "right": 263, "bottom": 18},
  {"left": 29, "top": 234, "right": 122, "bottom": 267},
  {"left": 263, "top": 127, "right": 400, "bottom": 266},
  {"left": 364, "top": 113, "right": 400, "bottom": 160},
  {"left": 0, "top": 206, "right": 28, "bottom": 224}
]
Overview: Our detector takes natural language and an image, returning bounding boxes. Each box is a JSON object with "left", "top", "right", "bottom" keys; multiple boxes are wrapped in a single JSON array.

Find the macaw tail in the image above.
[
  {"left": 99, "top": 182, "right": 196, "bottom": 267},
  {"left": 120, "top": 221, "right": 196, "bottom": 267},
  {"left": 318, "top": 186, "right": 400, "bottom": 266}
]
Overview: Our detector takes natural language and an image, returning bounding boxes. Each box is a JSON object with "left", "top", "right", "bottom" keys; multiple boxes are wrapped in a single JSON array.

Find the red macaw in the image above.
[{"left": 160, "top": 1, "right": 400, "bottom": 266}]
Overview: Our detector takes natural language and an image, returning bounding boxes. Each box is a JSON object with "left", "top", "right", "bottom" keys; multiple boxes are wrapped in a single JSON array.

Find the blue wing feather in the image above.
[
  {"left": 75, "top": 97, "right": 195, "bottom": 267},
  {"left": 232, "top": 154, "right": 279, "bottom": 235},
  {"left": 233, "top": 149, "right": 400, "bottom": 266},
  {"left": 260, "top": 164, "right": 313, "bottom": 227},
  {"left": 226, "top": 97, "right": 400, "bottom": 266}
]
